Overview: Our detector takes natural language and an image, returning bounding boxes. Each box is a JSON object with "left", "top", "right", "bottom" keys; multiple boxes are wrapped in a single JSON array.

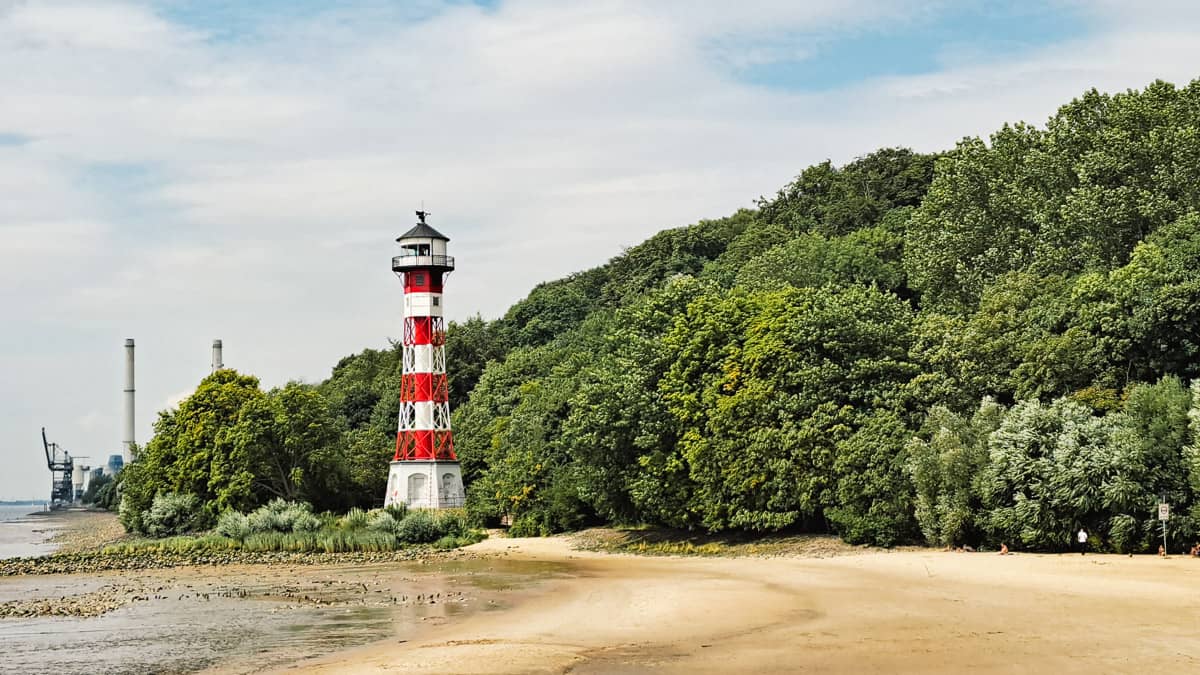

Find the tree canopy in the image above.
[{"left": 122, "top": 79, "right": 1200, "bottom": 552}]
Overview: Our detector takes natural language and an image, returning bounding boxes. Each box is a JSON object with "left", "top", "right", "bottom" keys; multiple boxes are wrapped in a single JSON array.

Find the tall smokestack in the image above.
[
  {"left": 211, "top": 339, "right": 224, "bottom": 372},
  {"left": 123, "top": 338, "right": 135, "bottom": 464}
]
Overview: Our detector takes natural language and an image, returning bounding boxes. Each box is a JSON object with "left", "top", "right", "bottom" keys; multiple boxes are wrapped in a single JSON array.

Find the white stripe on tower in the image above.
[{"left": 404, "top": 292, "right": 444, "bottom": 318}]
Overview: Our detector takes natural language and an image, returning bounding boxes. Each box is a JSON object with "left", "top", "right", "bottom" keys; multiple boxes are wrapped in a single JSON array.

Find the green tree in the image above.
[
  {"left": 661, "top": 284, "right": 918, "bottom": 531},
  {"left": 119, "top": 371, "right": 264, "bottom": 532},
  {"left": 905, "top": 399, "right": 1003, "bottom": 547},
  {"left": 82, "top": 473, "right": 117, "bottom": 510},
  {"left": 907, "top": 80, "right": 1200, "bottom": 309},
  {"left": 826, "top": 410, "right": 918, "bottom": 545},
  {"left": 759, "top": 147, "right": 936, "bottom": 236},
  {"left": 445, "top": 315, "right": 511, "bottom": 409},
  {"left": 229, "top": 382, "right": 344, "bottom": 510}
]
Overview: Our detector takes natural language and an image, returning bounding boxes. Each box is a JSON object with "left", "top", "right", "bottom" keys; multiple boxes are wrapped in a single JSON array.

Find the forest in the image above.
[{"left": 113, "top": 79, "right": 1200, "bottom": 553}]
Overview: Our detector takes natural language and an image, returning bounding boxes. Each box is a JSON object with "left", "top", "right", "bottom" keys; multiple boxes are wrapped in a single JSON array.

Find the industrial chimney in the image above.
[
  {"left": 123, "top": 338, "right": 135, "bottom": 464},
  {"left": 212, "top": 339, "right": 224, "bottom": 372}
]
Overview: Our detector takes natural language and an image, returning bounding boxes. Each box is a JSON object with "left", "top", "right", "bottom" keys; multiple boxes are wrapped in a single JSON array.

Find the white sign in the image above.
[{"left": 1159, "top": 503, "right": 1170, "bottom": 521}]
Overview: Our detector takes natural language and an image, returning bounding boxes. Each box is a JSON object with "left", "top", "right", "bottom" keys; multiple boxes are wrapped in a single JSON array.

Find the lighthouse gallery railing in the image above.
[{"left": 392, "top": 254, "right": 455, "bottom": 270}]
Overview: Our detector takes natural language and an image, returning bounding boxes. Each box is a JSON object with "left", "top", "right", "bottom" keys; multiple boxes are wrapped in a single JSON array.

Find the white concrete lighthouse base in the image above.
[{"left": 384, "top": 460, "right": 466, "bottom": 509}]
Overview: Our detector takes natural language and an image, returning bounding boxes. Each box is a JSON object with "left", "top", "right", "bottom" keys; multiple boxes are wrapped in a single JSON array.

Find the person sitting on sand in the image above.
[
  {"left": 999, "top": 543, "right": 1009, "bottom": 555},
  {"left": 1158, "top": 544, "right": 1167, "bottom": 557},
  {"left": 1190, "top": 543, "right": 1199, "bottom": 557}
]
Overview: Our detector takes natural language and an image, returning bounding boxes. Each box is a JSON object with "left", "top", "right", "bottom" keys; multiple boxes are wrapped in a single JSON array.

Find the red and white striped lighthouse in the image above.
[{"left": 384, "top": 211, "right": 465, "bottom": 509}]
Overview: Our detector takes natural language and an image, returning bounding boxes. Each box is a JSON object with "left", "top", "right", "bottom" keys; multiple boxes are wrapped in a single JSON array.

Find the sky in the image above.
[{"left": 2, "top": 0, "right": 1200, "bottom": 500}]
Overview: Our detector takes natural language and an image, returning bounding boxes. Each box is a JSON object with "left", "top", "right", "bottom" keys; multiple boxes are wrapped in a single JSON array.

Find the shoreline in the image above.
[
  {"left": 0, "top": 535, "right": 569, "bottom": 673},
  {"left": 5, "top": 514, "right": 1200, "bottom": 673},
  {"left": 292, "top": 535, "right": 1200, "bottom": 674},
  {"left": 0, "top": 506, "right": 86, "bottom": 560}
]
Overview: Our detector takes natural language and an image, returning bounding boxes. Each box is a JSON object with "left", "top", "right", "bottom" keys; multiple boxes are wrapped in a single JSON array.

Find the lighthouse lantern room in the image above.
[{"left": 384, "top": 211, "right": 466, "bottom": 509}]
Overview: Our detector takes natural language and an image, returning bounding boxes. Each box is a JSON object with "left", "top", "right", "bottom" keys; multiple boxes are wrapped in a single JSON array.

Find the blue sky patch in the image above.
[
  {"left": 730, "top": 4, "right": 1093, "bottom": 91},
  {"left": 0, "top": 132, "right": 31, "bottom": 147},
  {"left": 154, "top": 0, "right": 496, "bottom": 43}
]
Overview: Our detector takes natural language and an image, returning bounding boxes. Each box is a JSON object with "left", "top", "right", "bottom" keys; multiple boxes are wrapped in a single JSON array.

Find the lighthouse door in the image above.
[{"left": 407, "top": 473, "right": 427, "bottom": 506}]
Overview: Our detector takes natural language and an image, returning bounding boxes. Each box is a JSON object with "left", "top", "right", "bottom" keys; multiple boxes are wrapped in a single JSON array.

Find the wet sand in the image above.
[
  {"left": 296, "top": 536, "right": 1200, "bottom": 674},
  {"left": 0, "top": 556, "right": 568, "bottom": 674}
]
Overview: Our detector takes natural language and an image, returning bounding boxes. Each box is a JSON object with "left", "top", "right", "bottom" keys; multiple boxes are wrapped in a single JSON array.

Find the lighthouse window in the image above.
[
  {"left": 412, "top": 273, "right": 426, "bottom": 287},
  {"left": 432, "top": 296, "right": 440, "bottom": 306}
]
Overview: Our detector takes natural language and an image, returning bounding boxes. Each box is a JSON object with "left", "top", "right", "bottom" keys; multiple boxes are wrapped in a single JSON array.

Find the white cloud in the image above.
[
  {"left": 164, "top": 389, "right": 193, "bottom": 410},
  {"left": 0, "top": 1, "right": 191, "bottom": 52},
  {"left": 77, "top": 410, "right": 112, "bottom": 433}
]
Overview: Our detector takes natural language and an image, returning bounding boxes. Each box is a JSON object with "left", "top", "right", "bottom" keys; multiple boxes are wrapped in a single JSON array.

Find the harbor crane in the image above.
[{"left": 41, "top": 427, "right": 74, "bottom": 507}]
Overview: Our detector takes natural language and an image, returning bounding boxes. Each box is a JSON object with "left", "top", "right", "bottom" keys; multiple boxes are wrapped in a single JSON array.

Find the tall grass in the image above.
[
  {"left": 338, "top": 507, "right": 370, "bottom": 530},
  {"left": 241, "top": 530, "right": 399, "bottom": 553},
  {"left": 102, "top": 534, "right": 240, "bottom": 555},
  {"left": 108, "top": 503, "right": 486, "bottom": 556}
]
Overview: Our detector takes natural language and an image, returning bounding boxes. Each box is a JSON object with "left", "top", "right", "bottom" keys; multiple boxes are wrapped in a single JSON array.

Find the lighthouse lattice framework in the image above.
[{"left": 384, "top": 211, "right": 466, "bottom": 509}]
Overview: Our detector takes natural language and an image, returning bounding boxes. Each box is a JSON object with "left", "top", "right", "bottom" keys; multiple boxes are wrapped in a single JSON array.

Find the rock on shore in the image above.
[{"left": 0, "top": 547, "right": 468, "bottom": 577}]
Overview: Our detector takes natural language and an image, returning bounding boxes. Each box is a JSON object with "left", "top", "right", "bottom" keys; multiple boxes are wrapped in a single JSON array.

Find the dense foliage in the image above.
[
  {"left": 123, "top": 80, "right": 1200, "bottom": 552},
  {"left": 81, "top": 473, "right": 118, "bottom": 511}
]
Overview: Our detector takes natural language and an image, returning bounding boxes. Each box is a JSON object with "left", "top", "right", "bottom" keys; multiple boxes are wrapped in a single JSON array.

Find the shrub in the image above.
[
  {"left": 396, "top": 509, "right": 441, "bottom": 543},
  {"left": 246, "top": 508, "right": 285, "bottom": 534},
  {"left": 433, "top": 535, "right": 461, "bottom": 550},
  {"left": 367, "top": 510, "right": 399, "bottom": 535},
  {"left": 435, "top": 509, "right": 470, "bottom": 538},
  {"left": 433, "top": 530, "right": 487, "bottom": 550},
  {"left": 243, "top": 499, "right": 318, "bottom": 534},
  {"left": 291, "top": 511, "right": 322, "bottom": 533},
  {"left": 118, "top": 494, "right": 144, "bottom": 534},
  {"left": 141, "top": 492, "right": 202, "bottom": 538},
  {"left": 216, "top": 511, "right": 251, "bottom": 540},
  {"left": 384, "top": 503, "right": 408, "bottom": 521},
  {"left": 509, "top": 513, "right": 550, "bottom": 538},
  {"left": 339, "top": 507, "right": 370, "bottom": 530}
]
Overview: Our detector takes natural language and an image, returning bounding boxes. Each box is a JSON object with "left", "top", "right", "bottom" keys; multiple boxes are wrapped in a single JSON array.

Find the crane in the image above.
[{"left": 41, "top": 427, "right": 74, "bottom": 507}]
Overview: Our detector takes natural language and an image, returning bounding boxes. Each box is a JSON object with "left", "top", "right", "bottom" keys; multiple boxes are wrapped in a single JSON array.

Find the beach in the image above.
[
  {"left": 3, "top": 514, "right": 1200, "bottom": 673},
  {"left": 295, "top": 536, "right": 1200, "bottom": 674}
]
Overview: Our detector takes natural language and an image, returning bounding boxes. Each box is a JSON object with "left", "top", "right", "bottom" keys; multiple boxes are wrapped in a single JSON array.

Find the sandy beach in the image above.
[
  {"left": 4, "top": 515, "right": 1200, "bottom": 673},
  {"left": 293, "top": 536, "right": 1200, "bottom": 674}
]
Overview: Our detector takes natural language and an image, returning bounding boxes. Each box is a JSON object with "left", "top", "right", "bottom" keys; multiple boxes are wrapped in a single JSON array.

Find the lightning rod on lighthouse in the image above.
[{"left": 384, "top": 211, "right": 466, "bottom": 509}]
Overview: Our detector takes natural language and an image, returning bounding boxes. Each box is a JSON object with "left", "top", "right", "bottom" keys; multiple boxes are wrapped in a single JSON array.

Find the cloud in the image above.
[
  {"left": 77, "top": 410, "right": 112, "bottom": 433},
  {"left": 0, "top": 1, "right": 192, "bottom": 51},
  {"left": 164, "top": 389, "right": 193, "bottom": 410}
]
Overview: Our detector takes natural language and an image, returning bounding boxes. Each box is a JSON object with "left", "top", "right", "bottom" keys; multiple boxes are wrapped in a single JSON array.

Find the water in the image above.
[
  {"left": 0, "top": 557, "right": 566, "bottom": 674},
  {"left": 0, "top": 505, "right": 60, "bottom": 559},
  {"left": 0, "top": 504, "right": 48, "bottom": 522}
]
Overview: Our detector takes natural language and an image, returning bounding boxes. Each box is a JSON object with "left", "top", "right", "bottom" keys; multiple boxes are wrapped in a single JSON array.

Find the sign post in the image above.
[{"left": 1159, "top": 502, "right": 1170, "bottom": 554}]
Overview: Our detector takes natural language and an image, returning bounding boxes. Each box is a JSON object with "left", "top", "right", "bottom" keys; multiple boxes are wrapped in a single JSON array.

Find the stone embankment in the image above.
[
  {"left": 0, "top": 568, "right": 476, "bottom": 619},
  {"left": 0, "top": 547, "right": 467, "bottom": 577},
  {"left": 0, "top": 584, "right": 141, "bottom": 618}
]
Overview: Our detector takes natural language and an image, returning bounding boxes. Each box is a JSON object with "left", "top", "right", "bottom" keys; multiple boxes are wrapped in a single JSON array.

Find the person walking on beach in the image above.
[{"left": 1077, "top": 528, "right": 1088, "bottom": 555}]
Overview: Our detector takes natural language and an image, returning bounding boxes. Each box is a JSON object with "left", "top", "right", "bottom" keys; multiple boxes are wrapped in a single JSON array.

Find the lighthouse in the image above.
[{"left": 384, "top": 211, "right": 466, "bottom": 509}]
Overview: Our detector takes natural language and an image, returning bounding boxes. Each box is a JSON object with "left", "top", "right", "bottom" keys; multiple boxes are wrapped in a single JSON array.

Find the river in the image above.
[{"left": 0, "top": 504, "right": 60, "bottom": 560}]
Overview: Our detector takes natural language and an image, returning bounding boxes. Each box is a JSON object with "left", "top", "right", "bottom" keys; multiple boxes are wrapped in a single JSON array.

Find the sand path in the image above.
[{"left": 293, "top": 537, "right": 1200, "bottom": 673}]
